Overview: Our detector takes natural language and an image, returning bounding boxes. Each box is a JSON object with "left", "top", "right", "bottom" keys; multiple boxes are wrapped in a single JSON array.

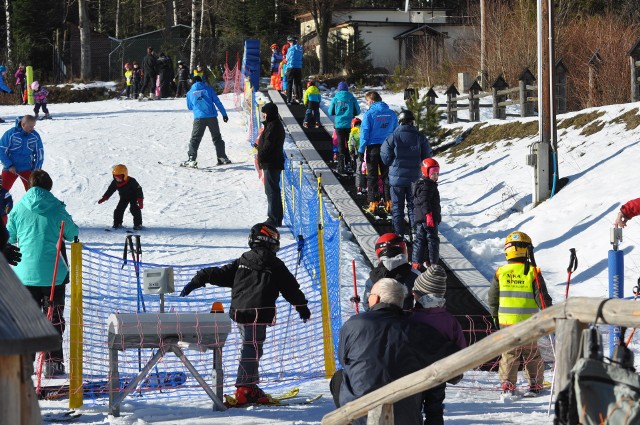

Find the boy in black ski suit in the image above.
[
  {"left": 179, "top": 223, "right": 311, "bottom": 406},
  {"left": 175, "top": 60, "right": 190, "bottom": 97},
  {"left": 412, "top": 158, "right": 441, "bottom": 271},
  {"left": 362, "top": 233, "right": 418, "bottom": 311},
  {"left": 97, "top": 164, "right": 144, "bottom": 230}
]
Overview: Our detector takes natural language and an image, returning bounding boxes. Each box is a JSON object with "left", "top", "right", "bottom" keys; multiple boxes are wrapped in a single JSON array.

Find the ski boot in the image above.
[
  {"left": 217, "top": 157, "right": 232, "bottom": 165},
  {"left": 384, "top": 200, "right": 392, "bottom": 213},
  {"left": 501, "top": 381, "right": 517, "bottom": 397},
  {"left": 367, "top": 201, "right": 379, "bottom": 214},
  {"left": 180, "top": 156, "right": 198, "bottom": 168},
  {"left": 231, "top": 386, "right": 270, "bottom": 406}
]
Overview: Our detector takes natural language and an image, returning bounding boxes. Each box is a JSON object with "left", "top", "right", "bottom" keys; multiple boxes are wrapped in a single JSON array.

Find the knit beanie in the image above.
[
  {"left": 413, "top": 265, "right": 447, "bottom": 297},
  {"left": 337, "top": 81, "right": 349, "bottom": 91}
]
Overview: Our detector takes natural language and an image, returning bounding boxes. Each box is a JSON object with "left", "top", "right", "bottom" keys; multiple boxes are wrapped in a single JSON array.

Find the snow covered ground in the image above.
[{"left": 3, "top": 84, "right": 639, "bottom": 424}]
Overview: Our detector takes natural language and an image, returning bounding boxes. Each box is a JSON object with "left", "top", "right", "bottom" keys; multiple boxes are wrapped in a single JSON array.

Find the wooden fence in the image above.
[{"left": 321, "top": 297, "right": 640, "bottom": 425}]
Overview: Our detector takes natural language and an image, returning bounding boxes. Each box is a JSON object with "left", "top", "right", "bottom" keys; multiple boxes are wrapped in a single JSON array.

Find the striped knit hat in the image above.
[{"left": 413, "top": 265, "right": 447, "bottom": 297}]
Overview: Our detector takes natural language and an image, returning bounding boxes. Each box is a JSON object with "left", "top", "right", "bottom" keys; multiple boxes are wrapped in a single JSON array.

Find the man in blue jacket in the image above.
[
  {"left": 284, "top": 35, "right": 303, "bottom": 105},
  {"left": 8, "top": 170, "right": 79, "bottom": 377},
  {"left": 182, "top": 76, "right": 231, "bottom": 168},
  {"left": 358, "top": 91, "right": 397, "bottom": 213},
  {"left": 381, "top": 110, "right": 432, "bottom": 238},
  {"left": 0, "top": 115, "right": 44, "bottom": 191},
  {"left": 335, "top": 278, "right": 457, "bottom": 425},
  {"left": 328, "top": 81, "right": 360, "bottom": 174}
]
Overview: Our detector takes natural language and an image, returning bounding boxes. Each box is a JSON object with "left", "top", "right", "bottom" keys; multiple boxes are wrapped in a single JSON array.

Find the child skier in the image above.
[
  {"left": 119, "top": 63, "right": 133, "bottom": 99},
  {"left": 488, "top": 231, "right": 552, "bottom": 397},
  {"left": 302, "top": 81, "right": 321, "bottom": 128},
  {"left": 31, "top": 81, "right": 50, "bottom": 120},
  {"left": 97, "top": 164, "right": 144, "bottom": 230},
  {"left": 269, "top": 43, "right": 282, "bottom": 90},
  {"left": 0, "top": 176, "right": 13, "bottom": 225},
  {"left": 348, "top": 118, "right": 365, "bottom": 195},
  {"left": 179, "top": 223, "right": 311, "bottom": 406},
  {"left": 175, "top": 60, "right": 190, "bottom": 97},
  {"left": 412, "top": 158, "right": 441, "bottom": 271},
  {"left": 132, "top": 61, "right": 142, "bottom": 99},
  {"left": 14, "top": 63, "right": 26, "bottom": 104}
]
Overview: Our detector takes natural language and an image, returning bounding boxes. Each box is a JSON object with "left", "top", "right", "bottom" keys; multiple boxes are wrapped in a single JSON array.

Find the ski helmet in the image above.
[
  {"left": 112, "top": 164, "right": 129, "bottom": 181},
  {"left": 504, "top": 231, "right": 532, "bottom": 261},
  {"left": 31, "top": 81, "right": 40, "bottom": 91},
  {"left": 398, "top": 109, "right": 415, "bottom": 125},
  {"left": 307, "top": 80, "right": 315, "bottom": 88},
  {"left": 271, "top": 43, "right": 279, "bottom": 49},
  {"left": 375, "top": 233, "right": 407, "bottom": 259},
  {"left": 421, "top": 158, "right": 440, "bottom": 178},
  {"left": 351, "top": 117, "right": 362, "bottom": 128},
  {"left": 249, "top": 223, "right": 280, "bottom": 253},
  {"left": 124, "top": 63, "right": 131, "bottom": 69}
]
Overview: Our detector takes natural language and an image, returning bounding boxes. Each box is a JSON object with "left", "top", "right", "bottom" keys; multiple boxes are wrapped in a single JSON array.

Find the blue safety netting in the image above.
[{"left": 241, "top": 39, "right": 261, "bottom": 92}]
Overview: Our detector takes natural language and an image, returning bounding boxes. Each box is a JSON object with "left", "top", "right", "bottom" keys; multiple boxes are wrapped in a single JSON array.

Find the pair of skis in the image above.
[{"left": 223, "top": 387, "right": 322, "bottom": 408}]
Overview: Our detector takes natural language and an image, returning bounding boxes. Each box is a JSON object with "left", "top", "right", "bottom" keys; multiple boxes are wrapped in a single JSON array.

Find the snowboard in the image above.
[{"left": 39, "top": 371, "right": 186, "bottom": 400}]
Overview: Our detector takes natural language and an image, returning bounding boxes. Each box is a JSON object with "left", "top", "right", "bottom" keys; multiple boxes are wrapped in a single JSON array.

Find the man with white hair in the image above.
[{"left": 334, "top": 278, "right": 457, "bottom": 425}]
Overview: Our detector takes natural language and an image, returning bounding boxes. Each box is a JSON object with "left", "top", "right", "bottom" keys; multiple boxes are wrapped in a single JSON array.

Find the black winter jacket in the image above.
[
  {"left": 362, "top": 262, "right": 418, "bottom": 310},
  {"left": 413, "top": 177, "right": 441, "bottom": 225},
  {"left": 338, "top": 303, "right": 458, "bottom": 425},
  {"left": 102, "top": 177, "right": 143, "bottom": 202},
  {"left": 177, "top": 66, "right": 191, "bottom": 82},
  {"left": 143, "top": 53, "right": 157, "bottom": 76},
  {"left": 257, "top": 110, "right": 285, "bottom": 170},
  {"left": 192, "top": 246, "right": 308, "bottom": 324}
]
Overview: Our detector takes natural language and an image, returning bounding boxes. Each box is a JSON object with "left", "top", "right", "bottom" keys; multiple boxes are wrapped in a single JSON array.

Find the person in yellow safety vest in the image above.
[{"left": 487, "top": 231, "right": 553, "bottom": 398}]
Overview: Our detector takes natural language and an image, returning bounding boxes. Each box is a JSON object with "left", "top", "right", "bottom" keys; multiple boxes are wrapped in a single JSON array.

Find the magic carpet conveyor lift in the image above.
[{"left": 107, "top": 268, "right": 232, "bottom": 416}]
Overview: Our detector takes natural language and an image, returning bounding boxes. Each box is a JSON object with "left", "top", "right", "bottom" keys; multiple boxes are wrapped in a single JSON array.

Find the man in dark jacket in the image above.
[
  {"left": 138, "top": 46, "right": 157, "bottom": 100},
  {"left": 381, "top": 110, "right": 432, "bottom": 239},
  {"left": 180, "top": 223, "right": 311, "bottom": 405},
  {"left": 256, "top": 102, "right": 285, "bottom": 227},
  {"left": 336, "top": 278, "right": 457, "bottom": 425},
  {"left": 156, "top": 52, "right": 174, "bottom": 98},
  {"left": 362, "top": 233, "right": 418, "bottom": 311}
]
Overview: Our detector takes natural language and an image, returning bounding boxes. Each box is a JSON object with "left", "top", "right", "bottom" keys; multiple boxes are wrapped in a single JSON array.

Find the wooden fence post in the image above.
[
  {"left": 366, "top": 404, "right": 393, "bottom": 425},
  {"left": 518, "top": 67, "right": 536, "bottom": 117},
  {"left": 492, "top": 75, "right": 508, "bottom": 120},
  {"left": 555, "top": 59, "right": 568, "bottom": 114},
  {"left": 445, "top": 84, "right": 459, "bottom": 124},
  {"left": 426, "top": 87, "right": 438, "bottom": 106},
  {"left": 628, "top": 37, "right": 640, "bottom": 102},
  {"left": 553, "top": 319, "right": 586, "bottom": 398},
  {"left": 468, "top": 80, "right": 482, "bottom": 122},
  {"left": 588, "top": 50, "right": 602, "bottom": 108}
]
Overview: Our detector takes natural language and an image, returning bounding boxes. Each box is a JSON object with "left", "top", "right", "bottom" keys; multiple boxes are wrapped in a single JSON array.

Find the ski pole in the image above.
[
  {"left": 36, "top": 221, "right": 65, "bottom": 396},
  {"left": 564, "top": 248, "right": 578, "bottom": 299},
  {"left": 625, "top": 282, "right": 639, "bottom": 346},
  {"left": 350, "top": 259, "right": 360, "bottom": 314}
]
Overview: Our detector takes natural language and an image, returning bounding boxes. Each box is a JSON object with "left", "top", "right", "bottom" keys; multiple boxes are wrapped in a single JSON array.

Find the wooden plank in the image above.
[
  {"left": 0, "top": 257, "right": 60, "bottom": 355},
  {"left": 496, "top": 87, "right": 519, "bottom": 95},
  {"left": 554, "top": 319, "right": 585, "bottom": 397},
  {"left": 525, "top": 84, "right": 537, "bottom": 90},
  {"left": 321, "top": 297, "right": 640, "bottom": 425},
  {"left": 366, "top": 404, "right": 393, "bottom": 424},
  {"left": 498, "top": 100, "right": 517, "bottom": 107},
  {"left": 0, "top": 356, "right": 20, "bottom": 425}
]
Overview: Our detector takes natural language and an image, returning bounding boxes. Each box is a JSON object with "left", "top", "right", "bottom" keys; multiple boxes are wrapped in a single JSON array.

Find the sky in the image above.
[{"left": 3, "top": 82, "right": 638, "bottom": 424}]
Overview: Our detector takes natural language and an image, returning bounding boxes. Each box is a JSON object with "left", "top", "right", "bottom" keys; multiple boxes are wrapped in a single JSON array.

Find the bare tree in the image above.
[
  {"left": 79, "top": 0, "right": 92, "bottom": 80},
  {"left": 199, "top": 0, "right": 205, "bottom": 37},
  {"left": 139, "top": 0, "right": 144, "bottom": 32},
  {"left": 189, "top": 0, "right": 198, "bottom": 70},
  {"left": 173, "top": 0, "right": 178, "bottom": 25},
  {"left": 302, "top": 0, "right": 335, "bottom": 75},
  {"left": 115, "top": 0, "right": 121, "bottom": 38},
  {"left": 5, "top": 0, "right": 12, "bottom": 68}
]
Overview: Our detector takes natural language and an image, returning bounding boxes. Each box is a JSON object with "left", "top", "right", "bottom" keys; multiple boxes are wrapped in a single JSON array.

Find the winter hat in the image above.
[
  {"left": 337, "top": 81, "right": 348, "bottom": 91},
  {"left": 413, "top": 265, "right": 447, "bottom": 297},
  {"left": 262, "top": 102, "right": 278, "bottom": 116}
]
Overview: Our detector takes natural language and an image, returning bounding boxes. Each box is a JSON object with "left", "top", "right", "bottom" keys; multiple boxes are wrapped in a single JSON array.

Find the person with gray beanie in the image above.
[{"left": 410, "top": 265, "right": 466, "bottom": 425}]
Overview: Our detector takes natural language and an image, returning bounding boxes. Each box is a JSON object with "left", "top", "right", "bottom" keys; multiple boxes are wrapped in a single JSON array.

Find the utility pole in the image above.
[
  {"left": 480, "top": 0, "right": 487, "bottom": 89},
  {"left": 533, "top": 0, "right": 557, "bottom": 206}
]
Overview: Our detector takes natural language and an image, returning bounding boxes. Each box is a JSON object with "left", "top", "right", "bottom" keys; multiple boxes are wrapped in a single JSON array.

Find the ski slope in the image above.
[{"left": 2, "top": 86, "right": 639, "bottom": 424}]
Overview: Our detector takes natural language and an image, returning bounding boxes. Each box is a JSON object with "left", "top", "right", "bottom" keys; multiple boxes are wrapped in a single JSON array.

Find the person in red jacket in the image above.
[{"left": 614, "top": 198, "right": 640, "bottom": 228}]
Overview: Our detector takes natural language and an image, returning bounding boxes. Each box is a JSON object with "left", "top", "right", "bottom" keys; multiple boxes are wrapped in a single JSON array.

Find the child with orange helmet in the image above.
[{"left": 97, "top": 164, "right": 144, "bottom": 230}]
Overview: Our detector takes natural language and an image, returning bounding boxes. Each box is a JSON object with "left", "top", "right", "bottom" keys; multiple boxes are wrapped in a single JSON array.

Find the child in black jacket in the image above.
[
  {"left": 97, "top": 164, "right": 144, "bottom": 230},
  {"left": 180, "top": 223, "right": 311, "bottom": 406},
  {"left": 412, "top": 158, "right": 441, "bottom": 271}
]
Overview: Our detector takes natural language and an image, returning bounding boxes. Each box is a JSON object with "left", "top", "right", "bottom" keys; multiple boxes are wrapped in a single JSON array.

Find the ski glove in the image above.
[
  {"left": 180, "top": 277, "right": 205, "bottom": 297},
  {"left": 296, "top": 305, "right": 311, "bottom": 323},
  {"left": 137, "top": 198, "right": 144, "bottom": 209},
  {"left": 223, "top": 116, "right": 229, "bottom": 123},
  {"left": 426, "top": 212, "right": 435, "bottom": 228},
  {"left": 3, "top": 243, "right": 21, "bottom": 266}
]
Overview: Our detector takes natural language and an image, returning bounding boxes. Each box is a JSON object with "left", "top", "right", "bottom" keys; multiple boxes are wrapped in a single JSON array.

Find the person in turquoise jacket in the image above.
[
  {"left": 181, "top": 76, "right": 231, "bottom": 168},
  {"left": 7, "top": 169, "right": 79, "bottom": 377},
  {"left": 358, "top": 91, "right": 398, "bottom": 212},
  {"left": 328, "top": 81, "right": 360, "bottom": 174}
]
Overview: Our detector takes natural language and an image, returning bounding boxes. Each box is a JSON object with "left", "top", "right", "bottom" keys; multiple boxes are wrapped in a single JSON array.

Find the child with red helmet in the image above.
[
  {"left": 362, "top": 233, "right": 418, "bottom": 311},
  {"left": 412, "top": 158, "right": 441, "bottom": 271},
  {"left": 97, "top": 164, "right": 144, "bottom": 230}
]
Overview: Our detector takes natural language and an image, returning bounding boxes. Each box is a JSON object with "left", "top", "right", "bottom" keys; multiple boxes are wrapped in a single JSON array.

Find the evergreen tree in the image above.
[{"left": 406, "top": 91, "right": 441, "bottom": 140}]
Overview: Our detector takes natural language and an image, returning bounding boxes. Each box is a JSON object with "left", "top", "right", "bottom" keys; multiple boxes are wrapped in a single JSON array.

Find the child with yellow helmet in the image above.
[
  {"left": 488, "top": 231, "right": 553, "bottom": 398},
  {"left": 97, "top": 164, "right": 144, "bottom": 230}
]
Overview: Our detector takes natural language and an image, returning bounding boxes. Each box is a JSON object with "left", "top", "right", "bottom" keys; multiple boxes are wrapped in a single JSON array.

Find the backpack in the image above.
[{"left": 554, "top": 327, "right": 640, "bottom": 425}]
